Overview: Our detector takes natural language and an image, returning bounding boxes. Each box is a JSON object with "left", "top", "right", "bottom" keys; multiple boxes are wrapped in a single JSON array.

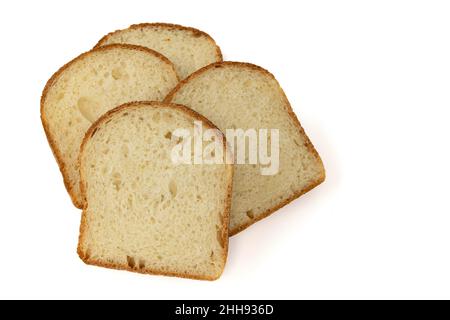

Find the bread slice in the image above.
[
  {"left": 165, "top": 62, "right": 325, "bottom": 235},
  {"left": 77, "top": 101, "right": 233, "bottom": 280},
  {"left": 95, "top": 23, "right": 222, "bottom": 79},
  {"left": 41, "top": 44, "right": 179, "bottom": 208}
]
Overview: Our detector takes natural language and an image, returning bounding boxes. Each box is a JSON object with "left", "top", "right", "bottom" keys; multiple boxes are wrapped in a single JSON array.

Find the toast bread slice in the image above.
[
  {"left": 165, "top": 62, "right": 325, "bottom": 235},
  {"left": 41, "top": 44, "right": 179, "bottom": 208},
  {"left": 77, "top": 101, "right": 233, "bottom": 280}
]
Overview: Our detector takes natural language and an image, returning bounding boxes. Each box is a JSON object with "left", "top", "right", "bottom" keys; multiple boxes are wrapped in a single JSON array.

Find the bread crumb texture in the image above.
[{"left": 96, "top": 23, "right": 223, "bottom": 79}]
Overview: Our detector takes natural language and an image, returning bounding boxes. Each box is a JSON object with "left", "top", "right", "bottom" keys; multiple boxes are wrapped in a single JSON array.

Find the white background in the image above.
[{"left": 1, "top": 0, "right": 449, "bottom": 299}]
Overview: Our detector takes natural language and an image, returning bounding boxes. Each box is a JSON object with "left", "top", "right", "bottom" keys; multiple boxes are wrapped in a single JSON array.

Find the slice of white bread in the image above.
[
  {"left": 77, "top": 101, "right": 233, "bottom": 280},
  {"left": 41, "top": 44, "right": 179, "bottom": 208},
  {"left": 95, "top": 23, "right": 222, "bottom": 79},
  {"left": 165, "top": 62, "right": 325, "bottom": 235}
]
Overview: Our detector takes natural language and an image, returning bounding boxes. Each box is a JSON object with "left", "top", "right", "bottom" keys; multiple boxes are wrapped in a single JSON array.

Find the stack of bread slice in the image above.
[{"left": 41, "top": 23, "right": 325, "bottom": 280}]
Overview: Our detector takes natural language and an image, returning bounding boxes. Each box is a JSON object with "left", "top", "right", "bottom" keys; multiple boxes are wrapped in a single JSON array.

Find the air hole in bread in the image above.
[
  {"left": 126, "top": 256, "right": 135, "bottom": 268},
  {"left": 112, "top": 172, "right": 121, "bottom": 191},
  {"left": 121, "top": 144, "right": 129, "bottom": 158},
  {"left": 216, "top": 230, "right": 224, "bottom": 248},
  {"left": 164, "top": 131, "right": 172, "bottom": 140},
  {"left": 169, "top": 180, "right": 177, "bottom": 197},
  {"left": 246, "top": 210, "right": 254, "bottom": 219},
  {"left": 162, "top": 201, "right": 170, "bottom": 210},
  {"left": 111, "top": 68, "right": 125, "bottom": 80},
  {"left": 138, "top": 259, "right": 145, "bottom": 269},
  {"left": 161, "top": 112, "right": 173, "bottom": 122},
  {"left": 243, "top": 80, "right": 252, "bottom": 88},
  {"left": 152, "top": 112, "right": 160, "bottom": 123},
  {"left": 172, "top": 135, "right": 182, "bottom": 144},
  {"left": 56, "top": 92, "right": 65, "bottom": 101},
  {"left": 77, "top": 97, "right": 99, "bottom": 123}
]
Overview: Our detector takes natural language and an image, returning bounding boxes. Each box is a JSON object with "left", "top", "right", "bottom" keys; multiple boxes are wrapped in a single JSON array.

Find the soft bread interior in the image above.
[{"left": 96, "top": 23, "right": 222, "bottom": 79}]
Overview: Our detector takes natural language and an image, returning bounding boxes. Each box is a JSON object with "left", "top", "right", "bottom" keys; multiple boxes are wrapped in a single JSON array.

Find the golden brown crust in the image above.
[
  {"left": 229, "top": 175, "right": 325, "bottom": 236},
  {"left": 164, "top": 61, "right": 326, "bottom": 236},
  {"left": 78, "top": 101, "right": 233, "bottom": 280},
  {"left": 94, "top": 22, "right": 223, "bottom": 62},
  {"left": 40, "top": 44, "right": 179, "bottom": 209},
  {"left": 220, "top": 162, "right": 233, "bottom": 264},
  {"left": 77, "top": 251, "right": 221, "bottom": 281}
]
